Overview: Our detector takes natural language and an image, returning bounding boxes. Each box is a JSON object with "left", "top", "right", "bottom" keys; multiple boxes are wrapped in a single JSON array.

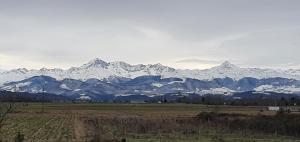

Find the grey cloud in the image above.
[
  {"left": 176, "top": 59, "right": 222, "bottom": 64},
  {"left": 0, "top": 0, "right": 300, "bottom": 69},
  {"left": 219, "top": 28, "right": 300, "bottom": 68}
]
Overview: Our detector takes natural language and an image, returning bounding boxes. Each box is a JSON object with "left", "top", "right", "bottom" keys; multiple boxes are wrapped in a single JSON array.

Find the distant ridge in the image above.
[
  {"left": 0, "top": 58, "right": 300, "bottom": 85},
  {"left": 2, "top": 75, "right": 300, "bottom": 100}
]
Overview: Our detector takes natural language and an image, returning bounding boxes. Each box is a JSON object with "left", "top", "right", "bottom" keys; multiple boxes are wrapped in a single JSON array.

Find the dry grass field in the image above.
[{"left": 0, "top": 103, "right": 300, "bottom": 142}]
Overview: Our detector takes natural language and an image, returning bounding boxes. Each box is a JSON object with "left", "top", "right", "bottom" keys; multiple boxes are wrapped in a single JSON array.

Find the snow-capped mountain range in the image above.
[
  {"left": 2, "top": 58, "right": 300, "bottom": 100},
  {"left": 1, "top": 58, "right": 300, "bottom": 86}
]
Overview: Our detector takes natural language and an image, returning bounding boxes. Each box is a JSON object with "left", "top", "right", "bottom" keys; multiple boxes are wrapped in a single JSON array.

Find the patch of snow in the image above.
[
  {"left": 1, "top": 82, "right": 32, "bottom": 92},
  {"left": 198, "top": 87, "right": 235, "bottom": 96},
  {"left": 254, "top": 85, "right": 274, "bottom": 92},
  {"left": 148, "top": 94, "right": 164, "bottom": 97},
  {"left": 254, "top": 85, "right": 300, "bottom": 94},
  {"left": 167, "top": 80, "right": 184, "bottom": 85},
  {"left": 172, "top": 88, "right": 184, "bottom": 91},
  {"left": 60, "top": 84, "right": 72, "bottom": 90},
  {"left": 151, "top": 83, "right": 164, "bottom": 88},
  {"left": 116, "top": 94, "right": 134, "bottom": 97},
  {"left": 16, "top": 82, "right": 31, "bottom": 88},
  {"left": 78, "top": 96, "right": 91, "bottom": 100}
]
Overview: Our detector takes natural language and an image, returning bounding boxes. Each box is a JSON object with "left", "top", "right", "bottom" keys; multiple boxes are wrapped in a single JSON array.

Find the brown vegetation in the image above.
[{"left": 0, "top": 103, "right": 300, "bottom": 142}]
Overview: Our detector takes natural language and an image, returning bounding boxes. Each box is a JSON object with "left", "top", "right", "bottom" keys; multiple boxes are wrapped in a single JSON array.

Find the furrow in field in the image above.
[{"left": 30, "top": 115, "right": 58, "bottom": 141}]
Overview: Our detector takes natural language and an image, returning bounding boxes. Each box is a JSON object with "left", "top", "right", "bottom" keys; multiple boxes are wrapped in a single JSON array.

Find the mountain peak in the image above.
[
  {"left": 217, "top": 61, "right": 239, "bottom": 69},
  {"left": 91, "top": 58, "right": 106, "bottom": 63},
  {"left": 148, "top": 63, "right": 176, "bottom": 72},
  {"left": 81, "top": 58, "right": 109, "bottom": 68},
  {"left": 110, "top": 61, "right": 131, "bottom": 66},
  {"left": 12, "top": 68, "right": 29, "bottom": 73}
]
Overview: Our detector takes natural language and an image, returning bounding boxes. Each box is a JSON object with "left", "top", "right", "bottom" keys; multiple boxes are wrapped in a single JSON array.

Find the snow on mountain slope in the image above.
[
  {"left": 193, "top": 61, "right": 295, "bottom": 80},
  {"left": 3, "top": 75, "right": 300, "bottom": 99},
  {"left": 60, "top": 84, "right": 72, "bottom": 90},
  {"left": 254, "top": 85, "right": 300, "bottom": 94},
  {"left": 284, "top": 69, "right": 300, "bottom": 77},
  {"left": 0, "top": 58, "right": 177, "bottom": 85},
  {"left": 0, "top": 58, "right": 299, "bottom": 85},
  {"left": 197, "top": 87, "right": 235, "bottom": 96},
  {"left": 1, "top": 81, "right": 32, "bottom": 92}
]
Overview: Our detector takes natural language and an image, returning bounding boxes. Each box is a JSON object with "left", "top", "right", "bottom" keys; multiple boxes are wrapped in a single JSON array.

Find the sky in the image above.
[{"left": 0, "top": 0, "right": 300, "bottom": 70}]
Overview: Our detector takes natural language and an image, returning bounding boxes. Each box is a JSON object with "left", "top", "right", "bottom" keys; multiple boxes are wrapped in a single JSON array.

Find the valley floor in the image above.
[{"left": 0, "top": 103, "right": 300, "bottom": 142}]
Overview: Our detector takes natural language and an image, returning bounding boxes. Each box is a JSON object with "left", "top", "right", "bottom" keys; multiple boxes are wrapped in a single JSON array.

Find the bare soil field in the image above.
[{"left": 0, "top": 103, "right": 300, "bottom": 142}]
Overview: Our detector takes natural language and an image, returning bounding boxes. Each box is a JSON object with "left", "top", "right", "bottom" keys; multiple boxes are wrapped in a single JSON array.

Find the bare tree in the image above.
[
  {"left": 0, "top": 103, "right": 14, "bottom": 128},
  {"left": 0, "top": 102, "right": 15, "bottom": 141}
]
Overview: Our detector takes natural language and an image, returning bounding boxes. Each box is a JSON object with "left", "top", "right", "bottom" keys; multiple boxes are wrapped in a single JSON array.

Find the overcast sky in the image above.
[{"left": 0, "top": 0, "right": 300, "bottom": 70}]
